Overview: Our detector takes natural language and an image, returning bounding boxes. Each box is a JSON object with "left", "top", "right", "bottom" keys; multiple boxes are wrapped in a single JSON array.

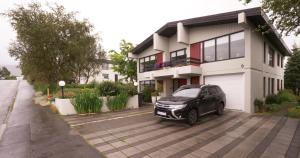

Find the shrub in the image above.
[
  {"left": 254, "top": 99, "right": 264, "bottom": 113},
  {"left": 265, "top": 103, "right": 282, "bottom": 112},
  {"left": 142, "top": 87, "right": 152, "bottom": 103},
  {"left": 96, "top": 81, "right": 119, "bottom": 96},
  {"left": 107, "top": 91, "right": 128, "bottom": 111},
  {"left": 277, "top": 90, "right": 298, "bottom": 103},
  {"left": 265, "top": 95, "right": 282, "bottom": 104},
  {"left": 287, "top": 106, "right": 300, "bottom": 118},
  {"left": 34, "top": 82, "right": 58, "bottom": 94},
  {"left": 118, "top": 83, "right": 138, "bottom": 96},
  {"left": 74, "top": 90, "right": 102, "bottom": 113},
  {"left": 65, "top": 82, "right": 97, "bottom": 89}
]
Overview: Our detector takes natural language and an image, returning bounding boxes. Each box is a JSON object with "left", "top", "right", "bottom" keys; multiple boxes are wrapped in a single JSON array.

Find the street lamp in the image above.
[{"left": 58, "top": 80, "right": 65, "bottom": 99}]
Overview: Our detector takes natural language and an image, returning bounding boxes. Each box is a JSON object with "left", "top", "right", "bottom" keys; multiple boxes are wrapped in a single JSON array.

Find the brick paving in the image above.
[{"left": 62, "top": 106, "right": 300, "bottom": 158}]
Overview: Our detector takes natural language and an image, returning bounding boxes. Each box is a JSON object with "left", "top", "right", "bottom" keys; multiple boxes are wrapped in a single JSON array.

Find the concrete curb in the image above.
[{"left": 0, "top": 80, "right": 20, "bottom": 141}]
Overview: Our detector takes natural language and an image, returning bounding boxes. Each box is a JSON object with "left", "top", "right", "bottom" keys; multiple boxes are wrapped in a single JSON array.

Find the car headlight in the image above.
[{"left": 170, "top": 104, "right": 187, "bottom": 109}]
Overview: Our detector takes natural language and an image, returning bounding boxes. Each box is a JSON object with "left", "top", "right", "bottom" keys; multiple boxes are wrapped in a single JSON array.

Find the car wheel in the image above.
[
  {"left": 187, "top": 109, "right": 198, "bottom": 125},
  {"left": 216, "top": 102, "right": 224, "bottom": 115}
]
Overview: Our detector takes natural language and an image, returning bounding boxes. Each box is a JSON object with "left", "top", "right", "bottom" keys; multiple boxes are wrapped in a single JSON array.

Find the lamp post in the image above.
[{"left": 58, "top": 80, "right": 65, "bottom": 99}]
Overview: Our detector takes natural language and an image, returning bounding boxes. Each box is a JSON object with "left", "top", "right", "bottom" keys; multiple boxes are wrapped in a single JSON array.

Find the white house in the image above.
[
  {"left": 80, "top": 58, "right": 125, "bottom": 84},
  {"left": 131, "top": 7, "right": 291, "bottom": 113}
]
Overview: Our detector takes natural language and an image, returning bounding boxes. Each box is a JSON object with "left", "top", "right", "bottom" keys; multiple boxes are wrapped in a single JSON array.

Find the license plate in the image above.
[{"left": 157, "top": 111, "right": 166, "bottom": 116}]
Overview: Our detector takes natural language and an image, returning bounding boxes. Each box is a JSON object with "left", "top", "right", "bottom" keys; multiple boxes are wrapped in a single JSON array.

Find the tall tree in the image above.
[
  {"left": 285, "top": 46, "right": 300, "bottom": 95},
  {"left": 0, "top": 67, "right": 11, "bottom": 78},
  {"left": 4, "top": 3, "right": 104, "bottom": 85},
  {"left": 110, "top": 40, "right": 137, "bottom": 83},
  {"left": 241, "top": 0, "right": 300, "bottom": 36}
]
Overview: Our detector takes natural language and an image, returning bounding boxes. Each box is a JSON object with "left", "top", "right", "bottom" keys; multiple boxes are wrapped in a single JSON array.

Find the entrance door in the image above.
[{"left": 191, "top": 76, "right": 200, "bottom": 85}]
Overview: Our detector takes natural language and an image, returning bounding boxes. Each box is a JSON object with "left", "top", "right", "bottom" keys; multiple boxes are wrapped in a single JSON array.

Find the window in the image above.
[
  {"left": 139, "top": 55, "right": 156, "bottom": 72},
  {"left": 139, "top": 80, "right": 155, "bottom": 92},
  {"left": 203, "top": 31, "right": 245, "bottom": 63},
  {"left": 268, "top": 77, "right": 270, "bottom": 95},
  {"left": 263, "top": 42, "right": 266, "bottom": 64},
  {"left": 263, "top": 77, "right": 266, "bottom": 97},
  {"left": 102, "top": 63, "right": 109, "bottom": 70},
  {"left": 139, "top": 58, "right": 144, "bottom": 72},
  {"left": 204, "top": 39, "right": 216, "bottom": 62},
  {"left": 271, "top": 78, "right": 274, "bottom": 94},
  {"left": 281, "top": 56, "right": 284, "bottom": 68},
  {"left": 277, "top": 79, "right": 280, "bottom": 91},
  {"left": 170, "top": 49, "right": 187, "bottom": 65},
  {"left": 277, "top": 54, "right": 280, "bottom": 67},
  {"left": 281, "top": 80, "right": 283, "bottom": 90},
  {"left": 269, "top": 47, "right": 274, "bottom": 67},
  {"left": 216, "top": 36, "right": 229, "bottom": 60},
  {"left": 208, "top": 87, "right": 218, "bottom": 95},
  {"left": 115, "top": 74, "right": 118, "bottom": 82},
  {"left": 102, "top": 74, "right": 109, "bottom": 79},
  {"left": 230, "top": 32, "right": 245, "bottom": 58}
]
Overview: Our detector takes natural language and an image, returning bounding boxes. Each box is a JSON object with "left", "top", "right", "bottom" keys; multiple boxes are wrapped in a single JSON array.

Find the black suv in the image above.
[{"left": 154, "top": 84, "right": 226, "bottom": 125}]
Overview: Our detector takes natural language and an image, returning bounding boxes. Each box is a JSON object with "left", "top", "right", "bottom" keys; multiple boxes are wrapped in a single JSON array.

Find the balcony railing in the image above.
[{"left": 143, "top": 57, "right": 201, "bottom": 72}]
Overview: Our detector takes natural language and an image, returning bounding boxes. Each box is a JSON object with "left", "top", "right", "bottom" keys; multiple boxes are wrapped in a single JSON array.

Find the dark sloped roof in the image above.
[{"left": 132, "top": 7, "right": 291, "bottom": 56}]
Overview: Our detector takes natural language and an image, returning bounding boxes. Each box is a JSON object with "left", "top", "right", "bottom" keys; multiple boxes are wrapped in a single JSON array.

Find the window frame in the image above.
[
  {"left": 139, "top": 80, "right": 155, "bottom": 92},
  {"left": 102, "top": 73, "right": 109, "bottom": 79},
  {"left": 277, "top": 53, "right": 280, "bottom": 67},
  {"left": 263, "top": 42, "right": 266, "bottom": 64},
  {"left": 268, "top": 47, "right": 275, "bottom": 67},
  {"left": 216, "top": 35, "right": 230, "bottom": 61},
  {"left": 138, "top": 53, "right": 158, "bottom": 73},
  {"left": 263, "top": 77, "right": 266, "bottom": 97},
  {"left": 202, "top": 31, "right": 245, "bottom": 63},
  {"left": 169, "top": 49, "right": 187, "bottom": 62}
]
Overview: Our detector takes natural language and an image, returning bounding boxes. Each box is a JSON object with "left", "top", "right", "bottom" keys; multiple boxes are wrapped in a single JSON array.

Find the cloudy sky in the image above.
[{"left": 0, "top": 0, "right": 299, "bottom": 65}]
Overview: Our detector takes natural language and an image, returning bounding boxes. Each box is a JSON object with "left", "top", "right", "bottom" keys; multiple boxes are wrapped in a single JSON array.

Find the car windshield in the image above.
[{"left": 172, "top": 88, "right": 201, "bottom": 98}]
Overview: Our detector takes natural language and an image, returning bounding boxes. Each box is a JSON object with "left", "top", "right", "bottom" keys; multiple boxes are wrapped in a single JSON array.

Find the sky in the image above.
[{"left": 0, "top": 0, "right": 299, "bottom": 65}]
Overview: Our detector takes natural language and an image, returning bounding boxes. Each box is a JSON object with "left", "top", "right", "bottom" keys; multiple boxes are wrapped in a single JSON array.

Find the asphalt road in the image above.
[
  {"left": 0, "top": 80, "right": 102, "bottom": 158},
  {"left": 0, "top": 80, "right": 18, "bottom": 124}
]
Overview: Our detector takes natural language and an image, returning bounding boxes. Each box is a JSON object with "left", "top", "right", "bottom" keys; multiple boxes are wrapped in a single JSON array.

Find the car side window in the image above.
[
  {"left": 208, "top": 87, "right": 217, "bottom": 95},
  {"left": 200, "top": 87, "right": 209, "bottom": 96}
]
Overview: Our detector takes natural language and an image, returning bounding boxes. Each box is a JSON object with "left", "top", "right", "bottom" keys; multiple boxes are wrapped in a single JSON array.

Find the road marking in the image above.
[{"left": 71, "top": 111, "right": 153, "bottom": 127}]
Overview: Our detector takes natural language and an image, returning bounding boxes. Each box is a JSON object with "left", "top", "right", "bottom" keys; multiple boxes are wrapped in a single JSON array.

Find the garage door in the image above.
[{"left": 204, "top": 73, "right": 245, "bottom": 111}]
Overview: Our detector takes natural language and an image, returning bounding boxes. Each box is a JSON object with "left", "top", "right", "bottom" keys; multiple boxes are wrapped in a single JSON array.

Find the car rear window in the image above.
[{"left": 173, "top": 88, "right": 201, "bottom": 98}]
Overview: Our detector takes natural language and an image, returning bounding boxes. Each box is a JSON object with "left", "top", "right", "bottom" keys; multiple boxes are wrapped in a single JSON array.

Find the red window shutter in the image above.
[
  {"left": 156, "top": 52, "right": 163, "bottom": 64},
  {"left": 190, "top": 43, "right": 201, "bottom": 60}
]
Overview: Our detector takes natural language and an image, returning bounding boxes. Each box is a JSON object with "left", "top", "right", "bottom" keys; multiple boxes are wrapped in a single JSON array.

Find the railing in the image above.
[{"left": 143, "top": 57, "right": 201, "bottom": 72}]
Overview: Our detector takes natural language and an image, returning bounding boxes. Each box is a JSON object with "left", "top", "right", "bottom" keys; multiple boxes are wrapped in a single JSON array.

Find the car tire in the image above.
[
  {"left": 216, "top": 102, "right": 224, "bottom": 115},
  {"left": 187, "top": 109, "right": 198, "bottom": 126}
]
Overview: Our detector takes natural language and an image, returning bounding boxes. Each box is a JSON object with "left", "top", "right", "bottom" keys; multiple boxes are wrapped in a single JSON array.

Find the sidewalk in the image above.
[{"left": 0, "top": 80, "right": 102, "bottom": 158}]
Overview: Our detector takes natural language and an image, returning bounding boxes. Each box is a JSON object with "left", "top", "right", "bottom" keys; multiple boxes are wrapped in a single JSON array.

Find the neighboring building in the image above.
[
  {"left": 80, "top": 59, "right": 125, "bottom": 84},
  {"left": 131, "top": 7, "right": 291, "bottom": 113}
]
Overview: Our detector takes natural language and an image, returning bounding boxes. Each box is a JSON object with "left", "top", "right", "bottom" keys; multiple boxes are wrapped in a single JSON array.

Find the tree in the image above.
[
  {"left": 4, "top": 3, "right": 104, "bottom": 85},
  {"left": 284, "top": 47, "right": 300, "bottom": 95},
  {"left": 0, "top": 67, "right": 11, "bottom": 78},
  {"left": 241, "top": 0, "right": 300, "bottom": 36},
  {"left": 110, "top": 40, "right": 137, "bottom": 83},
  {"left": 80, "top": 45, "right": 106, "bottom": 84}
]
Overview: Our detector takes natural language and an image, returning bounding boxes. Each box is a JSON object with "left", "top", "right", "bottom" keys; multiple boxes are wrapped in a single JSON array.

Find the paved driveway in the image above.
[{"left": 63, "top": 106, "right": 300, "bottom": 158}]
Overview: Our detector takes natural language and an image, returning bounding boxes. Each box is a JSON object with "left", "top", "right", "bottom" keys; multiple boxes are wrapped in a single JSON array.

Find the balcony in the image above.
[
  {"left": 141, "top": 58, "right": 202, "bottom": 78},
  {"left": 144, "top": 57, "right": 201, "bottom": 71}
]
